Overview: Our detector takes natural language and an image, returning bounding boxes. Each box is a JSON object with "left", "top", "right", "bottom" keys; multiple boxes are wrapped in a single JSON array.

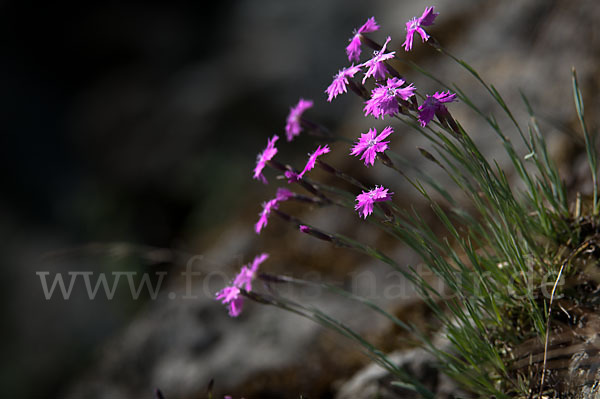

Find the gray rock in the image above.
[{"left": 335, "top": 337, "right": 469, "bottom": 399}]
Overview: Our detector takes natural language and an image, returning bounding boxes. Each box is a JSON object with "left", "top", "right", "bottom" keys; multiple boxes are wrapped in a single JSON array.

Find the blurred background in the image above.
[{"left": 1, "top": 0, "right": 599, "bottom": 398}]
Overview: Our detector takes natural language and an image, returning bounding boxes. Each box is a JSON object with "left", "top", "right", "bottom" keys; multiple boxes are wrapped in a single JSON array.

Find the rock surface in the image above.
[{"left": 335, "top": 346, "right": 469, "bottom": 399}]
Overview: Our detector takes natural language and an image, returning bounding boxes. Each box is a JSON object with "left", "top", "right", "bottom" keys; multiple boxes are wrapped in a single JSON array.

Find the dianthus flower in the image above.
[
  {"left": 284, "top": 170, "right": 300, "bottom": 183},
  {"left": 285, "top": 98, "right": 313, "bottom": 141},
  {"left": 255, "top": 188, "right": 295, "bottom": 234},
  {"left": 350, "top": 126, "right": 394, "bottom": 166},
  {"left": 255, "top": 198, "right": 278, "bottom": 234},
  {"left": 364, "top": 77, "right": 415, "bottom": 119},
  {"left": 403, "top": 6, "right": 439, "bottom": 51},
  {"left": 417, "top": 91, "right": 457, "bottom": 127},
  {"left": 215, "top": 287, "right": 243, "bottom": 317},
  {"left": 326, "top": 64, "right": 362, "bottom": 102},
  {"left": 233, "top": 253, "right": 268, "bottom": 290},
  {"left": 355, "top": 186, "right": 393, "bottom": 218},
  {"left": 216, "top": 253, "right": 268, "bottom": 317},
  {"left": 362, "top": 36, "right": 396, "bottom": 84},
  {"left": 298, "top": 144, "right": 331, "bottom": 178},
  {"left": 275, "top": 187, "right": 295, "bottom": 201},
  {"left": 346, "top": 17, "right": 380, "bottom": 63},
  {"left": 253, "top": 135, "right": 279, "bottom": 184}
]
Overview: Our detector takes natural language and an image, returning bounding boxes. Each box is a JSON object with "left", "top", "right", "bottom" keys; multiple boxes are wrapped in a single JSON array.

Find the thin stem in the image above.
[{"left": 572, "top": 68, "right": 598, "bottom": 216}]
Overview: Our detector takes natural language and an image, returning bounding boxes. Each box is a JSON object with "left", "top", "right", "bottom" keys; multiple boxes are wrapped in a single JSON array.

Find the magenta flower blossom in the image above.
[
  {"left": 403, "top": 6, "right": 439, "bottom": 51},
  {"left": 418, "top": 91, "right": 458, "bottom": 127},
  {"left": 233, "top": 253, "right": 268, "bottom": 291},
  {"left": 284, "top": 145, "right": 330, "bottom": 183},
  {"left": 285, "top": 98, "right": 314, "bottom": 141},
  {"left": 275, "top": 187, "right": 295, "bottom": 201},
  {"left": 298, "top": 144, "right": 331, "bottom": 178},
  {"left": 255, "top": 198, "right": 279, "bottom": 234},
  {"left": 253, "top": 135, "right": 279, "bottom": 184},
  {"left": 299, "top": 225, "right": 310, "bottom": 233},
  {"left": 255, "top": 189, "right": 295, "bottom": 233},
  {"left": 215, "top": 286, "right": 243, "bottom": 317},
  {"left": 355, "top": 186, "right": 393, "bottom": 218},
  {"left": 364, "top": 77, "right": 416, "bottom": 119},
  {"left": 346, "top": 17, "right": 380, "bottom": 63},
  {"left": 350, "top": 126, "right": 394, "bottom": 166},
  {"left": 362, "top": 36, "right": 396, "bottom": 84},
  {"left": 326, "top": 64, "right": 362, "bottom": 102},
  {"left": 216, "top": 253, "right": 268, "bottom": 317},
  {"left": 284, "top": 170, "right": 300, "bottom": 183}
]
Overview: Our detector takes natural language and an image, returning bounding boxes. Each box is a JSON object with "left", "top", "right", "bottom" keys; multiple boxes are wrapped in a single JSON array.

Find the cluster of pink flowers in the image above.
[
  {"left": 325, "top": 9, "right": 456, "bottom": 130},
  {"left": 326, "top": 32, "right": 396, "bottom": 102},
  {"left": 251, "top": 7, "right": 457, "bottom": 224},
  {"left": 220, "top": 6, "right": 458, "bottom": 317}
]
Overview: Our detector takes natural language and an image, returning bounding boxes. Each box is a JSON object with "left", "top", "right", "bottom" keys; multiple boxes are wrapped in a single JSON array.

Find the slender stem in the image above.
[{"left": 572, "top": 68, "right": 598, "bottom": 216}]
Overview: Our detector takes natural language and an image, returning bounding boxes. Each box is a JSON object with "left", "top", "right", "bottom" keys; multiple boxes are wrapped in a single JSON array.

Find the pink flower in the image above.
[
  {"left": 364, "top": 77, "right": 415, "bottom": 119},
  {"left": 299, "top": 225, "right": 310, "bottom": 233},
  {"left": 215, "top": 286, "right": 243, "bottom": 317},
  {"left": 298, "top": 144, "right": 331, "bottom": 178},
  {"left": 285, "top": 98, "right": 314, "bottom": 141},
  {"left": 216, "top": 253, "right": 268, "bottom": 317},
  {"left": 285, "top": 145, "right": 330, "bottom": 183},
  {"left": 362, "top": 36, "right": 396, "bottom": 84},
  {"left": 275, "top": 187, "right": 295, "bottom": 201},
  {"left": 255, "top": 198, "right": 279, "bottom": 234},
  {"left": 233, "top": 253, "right": 268, "bottom": 290},
  {"left": 253, "top": 135, "right": 279, "bottom": 184},
  {"left": 326, "top": 64, "right": 362, "bottom": 102},
  {"left": 355, "top": 186, "right": 393, "bottom": 218},
  {"left": 346, "top": 17, "right": 380, "bottom": 63},
  {"left": 284, "top": 170, "right": 300, "bottom": 183},
  {"left": 403, "top": 6, "right": 439, "bottom": 51},
  {"left": 255, "top": 189, "right": 295, "bottom": 233},
  {"left": 417, "top": 91, "right": 457, "bottom": 127},
  {"left": 350, "top": 126, "right": 393, "bottom": 166}
]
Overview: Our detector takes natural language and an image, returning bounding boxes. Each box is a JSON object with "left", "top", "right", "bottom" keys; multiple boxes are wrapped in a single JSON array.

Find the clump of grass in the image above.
[{"left": 219, "top": 7, "right": 599, "bottom": 398}]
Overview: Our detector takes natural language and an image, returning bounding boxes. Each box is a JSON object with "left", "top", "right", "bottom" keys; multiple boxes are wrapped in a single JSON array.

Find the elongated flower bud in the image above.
[{"left": 298, "top": 224, "right": 334, "bottom": 242}]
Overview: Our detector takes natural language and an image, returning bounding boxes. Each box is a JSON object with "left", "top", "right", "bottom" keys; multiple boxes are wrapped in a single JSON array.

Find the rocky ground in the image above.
[{"left": 3, "top": 0, "right": 600, "bottom": 398}]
